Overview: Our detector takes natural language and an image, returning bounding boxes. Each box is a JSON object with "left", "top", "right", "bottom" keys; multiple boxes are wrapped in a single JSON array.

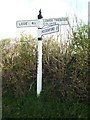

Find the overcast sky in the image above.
[{"left": 0, "top": 0, "right": 89, "bottom": 40}]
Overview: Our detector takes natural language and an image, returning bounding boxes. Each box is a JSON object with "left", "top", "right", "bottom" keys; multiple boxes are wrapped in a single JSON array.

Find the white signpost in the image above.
[{"left": 16, "top": 9, "right": 68, "bottom": 96}]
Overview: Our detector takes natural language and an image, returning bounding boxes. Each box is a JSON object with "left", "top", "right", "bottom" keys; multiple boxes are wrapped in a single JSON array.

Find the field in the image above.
[{"left": 3, "top": 88, "right": 88, "bottom": 119}]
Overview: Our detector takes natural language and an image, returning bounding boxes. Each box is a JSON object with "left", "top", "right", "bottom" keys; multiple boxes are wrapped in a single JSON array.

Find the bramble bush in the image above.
[{"left": 1, "top": 20, "right": 88, "bottom": 102}]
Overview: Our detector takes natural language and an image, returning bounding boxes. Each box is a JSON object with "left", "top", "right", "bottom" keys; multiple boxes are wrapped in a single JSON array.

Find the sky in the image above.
[{"left": 0, "top": 0, "right": 89, "bottom": 40}]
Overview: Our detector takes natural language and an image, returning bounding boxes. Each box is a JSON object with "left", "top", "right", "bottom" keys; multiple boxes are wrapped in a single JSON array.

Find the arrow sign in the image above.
[
  {"left": 43, "top": 17, "right": 68, "bottom": 26},
  {"left": 16, "top": 20, "right": 38, "bottom": 28},
  {"left": 16, "top": 17, "right": 68, "bottom": 28},
  {"left": 41, "top": 24, "right": 59, "bottom": 35}
]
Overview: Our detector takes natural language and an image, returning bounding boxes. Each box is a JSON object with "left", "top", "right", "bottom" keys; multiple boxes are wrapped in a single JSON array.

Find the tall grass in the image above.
[{"left": 1, "top": 21, "right": 88, "bottom": 101}]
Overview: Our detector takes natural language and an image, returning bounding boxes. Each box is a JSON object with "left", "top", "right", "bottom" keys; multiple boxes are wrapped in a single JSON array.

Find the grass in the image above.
[{"left": 2, "top": 87, "right": 88, "bottom": 119}]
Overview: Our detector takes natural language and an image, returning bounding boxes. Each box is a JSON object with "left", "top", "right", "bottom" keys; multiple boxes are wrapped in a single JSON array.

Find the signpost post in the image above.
[
  {"left": 16, "top": 9, "right": 68, "bottom": 96},
  {"left": 37, "top": 9, "right": 43, "bottom": 96}
]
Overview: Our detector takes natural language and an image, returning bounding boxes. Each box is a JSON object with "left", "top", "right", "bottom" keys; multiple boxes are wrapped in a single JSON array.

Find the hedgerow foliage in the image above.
[{"left": 1, "top": 21, "right": 88, "bottom": 102}]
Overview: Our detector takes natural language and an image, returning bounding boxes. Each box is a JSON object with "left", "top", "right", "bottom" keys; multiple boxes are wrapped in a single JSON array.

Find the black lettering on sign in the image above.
[
  {"left": 54, "top": 17, "right": 67, "bottom": 22},
  {"left": 44, "top": 19, "right": 53, "bottom": 22},
  {"left": 32, "top": 22, "right": 36, "bottom": 24},
  {"left": 54, "top": 18, "right": 62, "bottom": 21},
  {"left": 20, "top": 22, "right": 27, "bottom": 26},
  {"left": 50, "top": 27, "right": 54, "bottom": 31},
  {"left": 56, "top": 26, "right": 59, "bottom": 30},
  {"left": 42, "top": 27, "right": 55, "bottom": 33},
  {"left": 19, "top": 23, "right": 20, "bottom": 26}
]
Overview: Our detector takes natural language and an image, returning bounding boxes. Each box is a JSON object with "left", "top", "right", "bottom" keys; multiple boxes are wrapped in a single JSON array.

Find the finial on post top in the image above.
[{"left": 38, "top": 9, "right": 43, "bottom": 19}]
